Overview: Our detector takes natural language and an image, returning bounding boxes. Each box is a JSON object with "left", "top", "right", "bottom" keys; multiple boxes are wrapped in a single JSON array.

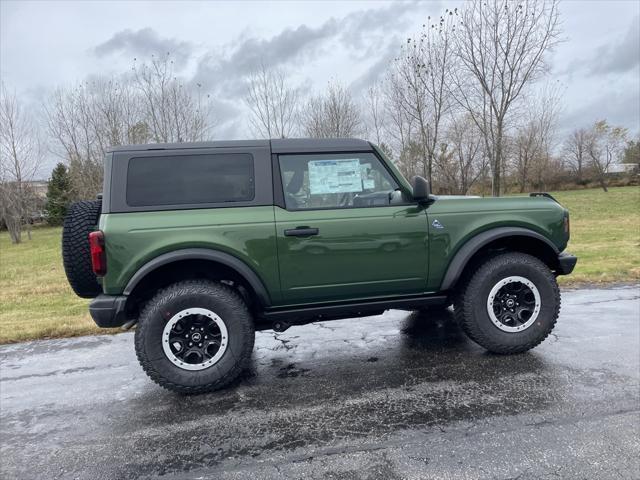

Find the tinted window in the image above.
[
  {"left": 127, "top": 154, "right": 254, "bottom": 206},
  {"left": 278, "top": 153, "right": 398, "bottom": 210}
]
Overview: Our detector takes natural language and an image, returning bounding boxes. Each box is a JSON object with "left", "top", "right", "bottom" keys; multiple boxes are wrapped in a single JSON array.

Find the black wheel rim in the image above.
[
  {"left": 162, "top": 308, "right": 228, "bottom": 370},
  {"left": 487, "top": 276, "right": 541, "bottom": 332}
]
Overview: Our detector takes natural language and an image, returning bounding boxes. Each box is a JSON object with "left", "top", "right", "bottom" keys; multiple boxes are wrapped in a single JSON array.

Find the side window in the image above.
[
  {"left": 278, "top": 153, "right": 398, "bottom": 210},
  {"left": 127, "top": 153, "right": 254, "bottom": 207}
]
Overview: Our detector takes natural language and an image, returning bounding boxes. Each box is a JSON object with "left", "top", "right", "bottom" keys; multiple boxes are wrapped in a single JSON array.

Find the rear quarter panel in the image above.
[
  {"left": 426, "top": 197, "right": 567, "bottom": 290},
  {"left": 99, "top": 206, "right": 280, "bottom": 301}
]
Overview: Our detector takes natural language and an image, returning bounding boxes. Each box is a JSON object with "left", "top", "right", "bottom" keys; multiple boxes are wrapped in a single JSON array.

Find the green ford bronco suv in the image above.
[{"left": 62, "top": 138, "right": 576, "bottom": 393}]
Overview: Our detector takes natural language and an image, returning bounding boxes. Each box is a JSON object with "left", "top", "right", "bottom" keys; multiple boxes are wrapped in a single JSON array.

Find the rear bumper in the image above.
[
  {"left": 557, "top": 252, "right": 577, "bottom": 275},
  {"left": 89, "top": 294, "right": 128, "bottom": 328}
]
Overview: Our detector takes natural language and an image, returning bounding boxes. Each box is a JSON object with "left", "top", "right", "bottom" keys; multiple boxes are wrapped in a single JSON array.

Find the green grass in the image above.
[
  {"left": 0, "top": 186, "right": 638, "bottom": 344},
  {"left": 0, "top": 226, "right": 118, "bottom": 344},
  {"left": 550, "top": 186, "right": 640, "bottom": 285}
]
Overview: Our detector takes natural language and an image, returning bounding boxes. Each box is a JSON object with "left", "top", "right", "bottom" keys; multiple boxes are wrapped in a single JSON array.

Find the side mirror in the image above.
[{"left": 411, "top": 175, "right": 431, "bottom": 202}]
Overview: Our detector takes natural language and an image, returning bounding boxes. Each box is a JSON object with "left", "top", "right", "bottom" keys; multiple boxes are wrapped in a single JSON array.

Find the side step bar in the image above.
[{"left": 258, "top": 294, "right": 449, "bottom": 331}]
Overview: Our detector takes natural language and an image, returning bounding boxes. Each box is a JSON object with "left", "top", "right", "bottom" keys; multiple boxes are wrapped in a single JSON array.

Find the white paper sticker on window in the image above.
[{"left": 308, "top": 159, "right": 362, "bottom": 194}]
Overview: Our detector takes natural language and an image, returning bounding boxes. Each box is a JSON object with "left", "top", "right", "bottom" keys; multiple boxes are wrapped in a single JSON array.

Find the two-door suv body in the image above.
[{"left": 62, "top": 138, "right": 577, "bottom": 393}]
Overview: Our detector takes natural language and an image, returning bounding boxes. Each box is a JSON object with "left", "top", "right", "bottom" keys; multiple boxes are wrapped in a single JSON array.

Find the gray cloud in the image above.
[
  {"left": 93, "top": 27, "right": 193, "bottom": 66},
  {"left": 185, "top": 2, "right": 432, "bottom": 137},
  {"left": 564, "top": 15, "right": 640, "bottom": 77},
  {"left": 3, "top": 0, "right": 639, "bottom": 176},
  {"left": 191, "top": 1, "right": 431, "bottom": 97},
  {"left": 338, "top": 1, "right": 433, "bottom": 56},
  {"left": 209, "top": 97, "right": 244, "bottom": 135},
  {"left": 349, "top": 37, "right": 403, "bottom": 92},
  {"left": 589, "top": 15, "right": 640, "bottom": 75},
  {"left": 192, "top": 21, "right": 339, "bottom": 96},
  {"left": 559, "top": 86, "right": 640, "bottom": 135}
]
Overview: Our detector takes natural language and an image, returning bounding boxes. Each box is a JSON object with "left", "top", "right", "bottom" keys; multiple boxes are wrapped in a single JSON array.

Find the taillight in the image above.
[
  {"left": 563, "top": 212, "right": 570, "bottom": 237},
  {"left": 88, "top": 231, "right": 107, "bottom": 276}
]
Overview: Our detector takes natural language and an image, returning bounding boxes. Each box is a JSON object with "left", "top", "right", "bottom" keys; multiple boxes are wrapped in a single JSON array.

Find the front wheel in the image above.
[
  {"left": 135, "top": 280, "right": 255, "bottom": 394},
  {"left": 453, "top": 252, "right": 560, "bottom": 354}
]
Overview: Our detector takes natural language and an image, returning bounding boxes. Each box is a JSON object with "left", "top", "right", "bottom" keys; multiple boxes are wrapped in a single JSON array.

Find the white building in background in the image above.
[{"left": 606, "top": 163, "right": 639, "bottom": 174}]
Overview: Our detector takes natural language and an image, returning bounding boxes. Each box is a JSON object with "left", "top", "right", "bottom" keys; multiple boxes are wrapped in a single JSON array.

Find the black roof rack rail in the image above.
[{"left": 529, "top": 192, "right": 558, "bottom": 203}]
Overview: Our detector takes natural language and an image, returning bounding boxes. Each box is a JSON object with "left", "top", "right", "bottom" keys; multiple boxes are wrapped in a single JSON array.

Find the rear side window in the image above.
[{"left": 126, "top": 154, "right": 254, "bottom": 207}]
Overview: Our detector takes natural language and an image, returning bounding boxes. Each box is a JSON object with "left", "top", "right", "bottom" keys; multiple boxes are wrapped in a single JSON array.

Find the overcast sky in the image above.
[{"left": 1, "top": 0, "right": 639, "bottom": 175}]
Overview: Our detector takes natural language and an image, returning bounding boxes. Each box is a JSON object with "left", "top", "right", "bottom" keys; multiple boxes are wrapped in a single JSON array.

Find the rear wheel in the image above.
[
  {"left": 453, "top": 252, "right": 560, "bottom": 354},
  {"left": 135, "top": 280, "right": 255, "bottom": 394}
]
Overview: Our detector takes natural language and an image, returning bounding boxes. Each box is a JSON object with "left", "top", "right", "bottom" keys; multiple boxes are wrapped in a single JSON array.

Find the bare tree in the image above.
[
  {"left": 46, "top": 79, "right": 142, "bottom": 199},
  {"left": 0, "top": 84, "right": 42, "bottom": 243},
  {"left": 133, "top": 53, "right": 212, "bottom": 143},
  {"left": 453, "top": 0, "right": 561, "bottom": 196},
  {"left": 587, "top": 120, "right": 628, "bottom": 192},
  {"left": 365, "top": 82, "right": 386, "bottom": 145},
  {"left": 436, "top": 114, "right": 488, "bottom": 194},
  {"left": 390, "top": 12, "right": 455, "bottom": 186},
  {"left": 389, "top": 47, "right": 430, "bottom": 181},
  {"left": 384, "top": 74, "right": 415, "bottom": 159},
  {"left": 513, "top": 120, "right": 541, "bottom": 193},
  {"left": 302, "top": 82, "right": 361, "bottom": 138},
  {"left": 395, "top": 141, "right": 424, "bottom": 181},
  {"left": 416, "top": 12, "right": 456, "bottom": 184},
  {"left": 47, "top": 84, "right": 113, "bottom": 199},
  {"left": 513, "top": 85, "right": 562, "bottom": 192},
  {"left": 563, "top": 128, "right": 589, "bottom": 184},
  {"left": 46, "top": 53, "right": 214, "bottom": 200},
  {"left": 245, "top": 65, "right": 299, "bottom": 138}
]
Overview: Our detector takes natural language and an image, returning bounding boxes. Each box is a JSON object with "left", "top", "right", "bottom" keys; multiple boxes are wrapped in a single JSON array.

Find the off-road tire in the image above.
[
  {"left": 62, "top": 200, "right": 102, "bottom": 298},
  {"left": 453, "top": 252, "right": 560, "bottom": 354},
  {"left": 135, "top": 280, "right": 255, "bottom": 394}
]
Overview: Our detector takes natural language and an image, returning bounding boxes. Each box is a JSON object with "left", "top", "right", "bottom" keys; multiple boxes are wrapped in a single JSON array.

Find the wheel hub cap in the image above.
[
  {"left": 487, "top": 276, "right": 541, "bottom": 333},
  {"left": 162, "top": 308, "right": 228, "bottom": 371}
]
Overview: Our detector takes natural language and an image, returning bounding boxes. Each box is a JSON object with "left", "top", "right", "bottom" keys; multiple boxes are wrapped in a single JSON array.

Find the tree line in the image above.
[
  {"left": 1, "top": 0, "right": 638, "bottom": 244},
  {"left": 1, "top": 55, "right": 213, "bottom": 241},
  {"left": 244, "top": 1, "right": 637, "bottom": 196}
]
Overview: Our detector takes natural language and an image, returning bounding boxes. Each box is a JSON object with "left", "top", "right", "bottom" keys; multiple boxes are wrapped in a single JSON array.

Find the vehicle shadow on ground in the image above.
[
  {"left": 107, "top": 309, "right": 563, "bottom": 479},
  {"left": 125, "top": 308, "right": 560, "bottom": 431}
]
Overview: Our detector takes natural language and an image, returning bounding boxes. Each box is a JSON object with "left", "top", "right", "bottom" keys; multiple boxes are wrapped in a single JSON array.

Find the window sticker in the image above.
[
  {"left": 308, "top": 159, "right": 363, "bottom": 194},
  {"left": 363, "top": 179, "right": 376, "bottom": 189}
]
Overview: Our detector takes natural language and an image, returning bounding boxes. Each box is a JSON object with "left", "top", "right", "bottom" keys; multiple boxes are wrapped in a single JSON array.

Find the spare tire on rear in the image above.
[{"left": 62, "top": 200, "right": 102, "bottom": 298}]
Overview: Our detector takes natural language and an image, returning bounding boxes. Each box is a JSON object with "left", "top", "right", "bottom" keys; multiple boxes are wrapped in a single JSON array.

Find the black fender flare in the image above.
[
  {"left": 439, "top": 227, "right": 559, "bottom": 291},
  {"left": 123, "top": 248, "right": 272, "bottom": 306}
]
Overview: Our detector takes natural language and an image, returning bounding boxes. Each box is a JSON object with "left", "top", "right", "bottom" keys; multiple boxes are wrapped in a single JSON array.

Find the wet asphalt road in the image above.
[{"left": 1, "top": 286, "right": 639, "bottom": 480}]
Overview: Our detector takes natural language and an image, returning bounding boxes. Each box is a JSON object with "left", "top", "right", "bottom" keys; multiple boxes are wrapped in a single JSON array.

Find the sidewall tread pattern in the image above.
[
  {"left": 454, "top": 252, "right": 560, "bottom": 354},
  {"left": 134, "top": 280, "right": 255, "bottom": 394},
  {"left": 62, "top": 200, "right": 102, "bottom": 298}
]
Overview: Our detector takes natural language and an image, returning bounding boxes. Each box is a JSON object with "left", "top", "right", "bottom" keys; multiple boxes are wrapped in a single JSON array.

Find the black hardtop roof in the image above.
[
  {"left": 106, "top": 138, "right": 374, "bottom": 154},
  {"left": 271, "top": 138, "right": 372, "bottom": 153}
]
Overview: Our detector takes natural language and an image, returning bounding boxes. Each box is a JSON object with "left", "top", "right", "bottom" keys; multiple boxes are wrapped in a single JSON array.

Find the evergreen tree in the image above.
[
  {"left": 623, "top": 138, "right": 640, "bottom": 164},
  {"left": 45, "top": 163, "right": 71, "bottom": 226}
]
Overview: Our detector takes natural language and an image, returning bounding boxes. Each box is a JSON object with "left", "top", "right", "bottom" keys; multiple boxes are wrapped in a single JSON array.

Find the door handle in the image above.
[{"left": 284, "top": 227, "right": 319, "bottom": 237}]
